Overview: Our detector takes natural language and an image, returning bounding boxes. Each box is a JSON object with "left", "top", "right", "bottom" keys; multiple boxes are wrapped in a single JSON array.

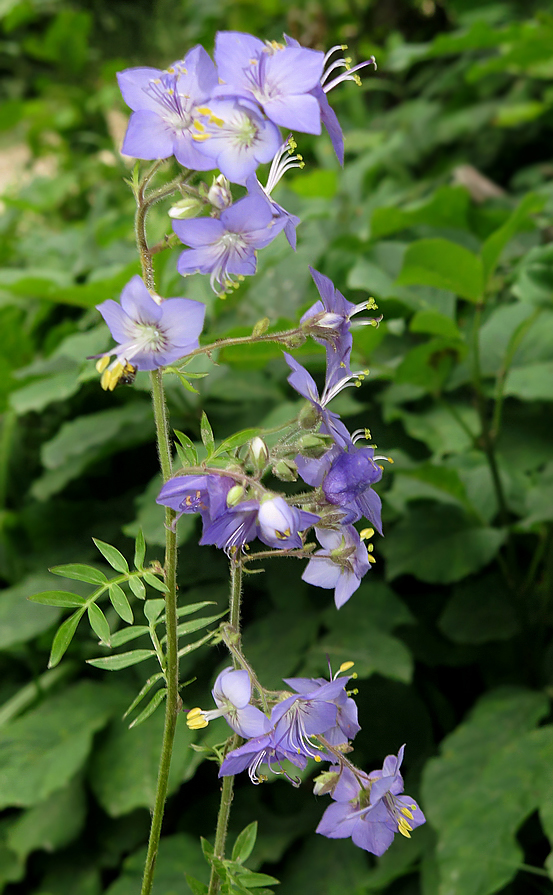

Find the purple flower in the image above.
[
  {"left": 117, "top": 46, "right": 219, "bottom": 169},
  {"left": 257, "top": 497, "right": 319, "bottom": 550},
  {"left": 199, "top": 500, "right": 260, "bottom": 554},
  {"left": 192, "top": 97, "right": 282, "bottom": 185},
  {"left": 284, "top": 673, "right": 360, "bottom": 744},
  {"left": 219, "top": 730, "right": 307, "bottom": 784},
  {"left": 95, "top": 276, "right": 205, "bottom": 389},
  {"left": 245, "top": 137, "right": 302, "bottom": 250},
  {"left": 214, "top": 32, "right": 324, "bottom": 134},
  {"left": 316, "top": 747, "right": 426, "bottom": 855},
  {"left": 322, "top": 447, "right": 383, "bottom": 532},
  {"left": 302, "top": 525, "right": 371, "bottom": 608},
  {"left": 186, "top": 667, "right": 271, "bottom": 738},
  {"left": 174, "top": 195, "right": 286, "bottom": 294},
  {"left": 156, "top": 474, "right": 234, "bottom": 527},
  {"left": 284, "top": 353, "right": 353, "bottom": 450},
  {"left": 270, "top": 677, "right": 351, "bottom": 762}
]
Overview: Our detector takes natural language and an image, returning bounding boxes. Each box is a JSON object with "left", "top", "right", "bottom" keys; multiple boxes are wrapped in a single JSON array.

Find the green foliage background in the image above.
[{"left": 1, "top": 0, "right": 553, "bottom": 892}]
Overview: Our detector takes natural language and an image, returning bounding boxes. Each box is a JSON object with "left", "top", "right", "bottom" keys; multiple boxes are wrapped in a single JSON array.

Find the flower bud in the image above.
[
  {"left": 207, "top": 174, "right": 232, "bottom": 211},
  {"left": 298, "top": 403, "right": 320, "bottom": 430},
  {"left": 226, "top": 484, "right": 245, "bottom": 506},
  {"left": 168, "top": 196, "right": 204, "bottom": 219},
  {"left": 252, "top": 317, "right": 270, "bottom": 338},
  {"left": 313, "top": 769, "right": 340, "bottom": 797},
  {"left": 272, "top": 459, "right": 298, "bottom": 482},
  {"left": 248, "top": 436, "right": 269, "bottom": 473},
  {"left": 297, "top": 433, "right": 333, "bottom": 458}
]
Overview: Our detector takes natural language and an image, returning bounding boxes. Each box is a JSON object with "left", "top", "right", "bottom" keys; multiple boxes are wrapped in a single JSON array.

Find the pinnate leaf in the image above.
[
  {"left": 49, "top": 564, "right": 107, "bottom": 585},
  {"left": 86, "top": 649, "right": 155, "bottom": 671},
  {"left": 109, "top": 584, "right": 133, "bottom": 623},
  {"left": 87, "top": 603, "right": 110, "bottom": 645},
  {"left": 30, "top": 591, "right": 86, "bottom": 608},
  {"left": 49, "top": 608, "right": 85, "bottom": 667},
  {"left": 92, "top": 538, "right": 129, "bottom": 573}
]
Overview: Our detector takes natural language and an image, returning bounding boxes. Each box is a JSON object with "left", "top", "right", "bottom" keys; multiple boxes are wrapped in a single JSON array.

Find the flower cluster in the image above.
[
  {"left": 189, "top": 663, "right": 425, "bottom": 856},
  {"left": 117, "top": 32, "right": 375, "bottom": 294}
]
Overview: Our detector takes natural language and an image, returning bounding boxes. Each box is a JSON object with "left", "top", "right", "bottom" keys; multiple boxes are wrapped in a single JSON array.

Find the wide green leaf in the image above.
[
  {"left": 6, "top": 776, "right": 86, "bottom": 861},
  {"left": 396, "top": 238, "right": 484, "bottom": 301}
]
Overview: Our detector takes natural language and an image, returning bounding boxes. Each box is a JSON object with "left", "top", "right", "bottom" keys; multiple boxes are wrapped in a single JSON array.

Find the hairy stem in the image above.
[
  {"left": 140, "top": 372, "right": 179, "bottom": 895},
  {"left": 207, "top": 560, "right": 243, "bottom": 895}
]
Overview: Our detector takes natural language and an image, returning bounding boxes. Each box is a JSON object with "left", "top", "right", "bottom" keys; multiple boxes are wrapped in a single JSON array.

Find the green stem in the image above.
[
  {"left": 175, "top": 326, "right": 306, "bottom": 365},
  {"left": 207, "top": 559, "right": 244, "bottom": 895},
  {"left": 140, "top": 371, "right": 179, "bottom": 895}
]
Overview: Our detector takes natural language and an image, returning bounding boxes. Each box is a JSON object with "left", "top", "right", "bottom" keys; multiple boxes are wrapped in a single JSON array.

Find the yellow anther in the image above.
[
  {"left": 401, "top": 807, "right": 414, "bottom": 820},
  {"left": 210, "top": 115, "right": 224, "bottom": 127},
  {"left": 398, "top": 817, "right": 413, "bottom": 834},
  {"left": 345, "top": 56, "right": 352, "bottom": 65},
  {"left": 167, "top": 67, "right": 175, "bottom": 73},
  {"left": 96, "top": 355, "right": 110, "bottom": 373},
  {"left": 168, "top": 88, "right": 174, "bottom": 95},
  {"left": 191, "top": 133, "right": 211, "bottom": 142},
  {"left": 339, "top": 661, "right": 355, "bottom": 672},
  {"left": 193, "top": 119, "right": 205, "bottom": 131},
  {"left": 186, "top": 707, "right": 208, "bottom": 730},
  {"left": 386, "top": 457, "right": 394, "bottom": 464},
  {"left": 195, "top": 106, "right": 213, "bottom": 115},
  {"left": 368, "top": 544, "right": 374, "bottom": 553},
  {"left": 359, "top": 522, "right": 374, "bottom": 536},
  {"left": 350, "top": 687, "right": 359, "bottom": 695},
  {"left": 341, "top": 44, "right": 348, "bottom": 50},
  {"left": 354, "top": 74, "right": 362, "bottom": 86},
  {"left": 299, "top": 161, "right": 305, "bottom": 169},
  {"left": 315, "top": 755, "right": 322, "bottom": 762},
  {"left": 368, "top": 555, "right": 376, "bottom": 564}
]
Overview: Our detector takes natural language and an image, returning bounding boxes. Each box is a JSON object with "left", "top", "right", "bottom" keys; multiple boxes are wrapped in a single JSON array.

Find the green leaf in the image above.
[
  {"left": 142, "top": 571, "right": 168, "bottom": 593},
  {"left": 128, "top": 688, "right": 167, "bottom": 728},
  {"left": 49, "top": 563, "right": 107, "bottom": 585},
  {"left": 201, "top": 837, "right": 214, "bottom": 861},
  {"left": 231, "top": 822, "right": 258, "bottom": 865},
  {"left": 128, "top": 576, "right": 146, "bottom": 600},
  {"left": 0, "top": 681, "right": 120, "bottom": 808},
  {"left": 92, "top": 538, "right": 129, "bottom": 574},
  {"left": 30, "top": 590, "right": 86, "bottom": 608},
  {"left": 173, "top": 430, "right": 198, "bottom": 465},
  {"left": 104, "top": 834, "right": 208, "bottom": 894},
  {"left": 133, "top": 530, "right": 146, "bottom": 569},
  {"left": 49, "top": 608, "right": 85, "bottom": 668},
  {"left": 177, "top": 631, "right": 216, "bottom": 658},
  {"left": 410, "top": 309, "right": 462, "bottom": 340},
  {"left": 175, "top": 601, "right": 216, "bottom": 619},
  {"left": 503, "top": 362, "right": 553, "bottom": 401},
  {"left": 186, "top": 876, "right": 208, "bottom": 895},
  {"left": 122, "top": 672, "right": 165, "bottom": 719},
  {"left": 371, "top": 185, "right": 470, "bottom": 238},
  {"left": 87, "top": 602, "right": 111, "bottom": 645},
  {"left": 110, "top": 626, "right": 149, "bottom": 648},
  {"left": 396, "top": 238, "right": 484, "bottom": 301},
  {"left": 481, "top": 192, "right": 544, "bottom": 283},
  {"left": 200, "top": 411, "right": 215, "bottom": 456},
  {"left": 6, "top": 777, "right": 86, "bottom": 861},
  {"left": 439, "top": 572, "right": 519, "bottom": 644},
  {"left": 381, "top": 505, "right": 507, "bottom": 584},
  {"left": 144, "top": 598, "right": 165, "bottom": 623},
  {"left": 233, "top": 867, "right": 280, "bottom": 887},
  {"left": 109, "top": 584, "right": 133, "bottom": 624},
  {"left": 86, "top": 649, "right": 155, "bottom": 671},
  {"left": 173, "top": 612, "right": 227, "bottom": 639},
  {"left": 90, "top": 714, "right": 199, "bottom": 816},
  {"left": 211, "top": 428, "right": 261, "bottom": 459}
]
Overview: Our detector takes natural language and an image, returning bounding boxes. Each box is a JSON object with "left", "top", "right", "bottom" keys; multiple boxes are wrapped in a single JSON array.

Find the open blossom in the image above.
[
  {"left": 214, "top": 32, "right": 324, "bottom": 134},
  {"left": 283, "top": 670, "right": 360, "bottom": 744},
  {"left": 156, "top": 474, "right": 234, "bottom": 528},
  {"left": 271, "top": 676, "right": 355, "bottom": 760},
  {"left": 316, "top": 747, "right": 425, "bottom": 855},
  {"left": 302, "top": 524, "right": 372, "bottom": 608},
  {"left": 95, "top": 275, "right": 205, "bottom": 390},
  {"left": 174, "top": 195, "right": 286, "bottom": 294},
  {"left": 186, "top": 667, "right": 271, "bottom": 738},
  {"left": 245, "top": 137, "right": 303, "bottom": 249},
  {"left": 219, "top": 730, "right": 307, "bottom": 784},
  {"left": 284, "top": 353, "right": 353, "bottom": 450},
  {"left": 192, "top": 97, "right": 282, "bottom": 185},
  {"left": 322, "top": 446, "right": 384, "bottom": 532},
  {"left": 117, "top": 46, "right": 219, "bottom": 169}
]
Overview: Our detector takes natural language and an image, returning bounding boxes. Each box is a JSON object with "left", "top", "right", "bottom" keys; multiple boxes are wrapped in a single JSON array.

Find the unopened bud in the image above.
[
  {"left": 272, "top": 459, "right": 298, "bottom": 482},
  {"left": 313, "top": 770, "right": 340, "bottom": 796},
  {"left": 207, "top": 174, "right": 232, "bottom": 211},
  {"left": 282, "top": 333, "right": 306, "bottom": 349},
  {"left": 252, "top": 317, "right": 270, "bottom": 338},
  {"left": 226, "top": 484, "right": 245, "bottom": 506},
  {"left": 168, "top": 196, "right": 204, "bottom": 219},
  {"left": 297, "top": 433, "right": 332, "bottom": 458},
  {"left": 248, "top": 436, "right": 269, "bottom": 472},
  {"left": 298, "top": 403, "right": 320, "bottom": 430}
]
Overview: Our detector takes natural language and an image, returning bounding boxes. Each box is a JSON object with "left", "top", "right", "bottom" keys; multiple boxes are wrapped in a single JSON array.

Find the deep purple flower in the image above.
[
  {"left": 117, "top": 46, "right": 219, "bottom": 169},
  {"left": 192, "top": 97, "right": 282, "bottom": 185},
  {"left": 322, "top": 447, "right": 383, "bottom": 532},
  {"left": 214, "top": 32, "right": 324, "bottom": 134},
  {"left": 219, "top": 730, "right": 307, "bottom": 784},
  {"left": 257, "top": 497, "right": 319, "bottom": 550},
  {"left": 316, "top": 747, "right": 425, "bottom": 855},
  {"left": 302, "top": 525, "right": 371, "bottom": 608},
  {"left": 95, "top": 275, "right": 205, "bottom": 389},
  {"left": 186, "top": 667, "right": 271, "bottom": 738},
  {"left": 174, "top": 195, "right": 286, "bottom": 294},
  {"left": 156, "top": 474, "right": 234, "bottom": 527},
  {"left": 199, "top": 500, "right": 260, "bottom": 554}
]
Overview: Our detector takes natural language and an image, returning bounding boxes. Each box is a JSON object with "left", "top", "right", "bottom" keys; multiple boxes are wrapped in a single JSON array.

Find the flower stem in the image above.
[
  {"left": 207, "top": 559, "right": 243, "bottom": 895},
  {"left": 140, "top": 371, "right": 179, "bottom": 895}
]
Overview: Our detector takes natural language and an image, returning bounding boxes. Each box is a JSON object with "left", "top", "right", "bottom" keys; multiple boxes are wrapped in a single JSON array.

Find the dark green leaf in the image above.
[
  {"left": 122, "top": 673, "right": 165, "bottom": 719},
  {"left": 6, "top": 777, "right": 86, "bottom": 861},
  {"left": 49, "top": 609, "right": 85, "bottom": 668},
  {"left": 174, "top": 430, "right": 198, "bottom": 466},
  {"left": 86, "top": 649, "right": 155, "bottom": 671},
  {"left": 108, "top": 583, "right": 133, "bottom": 624},
  {"left": 481, "top": 192, "right": 544, "bottom": 283},
  {"left": 186, "top": 876, "right": 208, "bottom": 895},
  {"left": 49, "top": 564, "right": 107, "bottom": 585},
  {"left": 92, "top": 538, "right": 129, "bottom": 574},
  {"left": 144, "top": 599, "right": 165, "bottom": 623},
  {"left": 211, "top": 428, "right": 261, "bottom": 459},
  {"left": 396, "top": 238, "right": 484, "bottom": 301},
  {"left": 87, "top": 603, "right": 111, "bottom": 645}
]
